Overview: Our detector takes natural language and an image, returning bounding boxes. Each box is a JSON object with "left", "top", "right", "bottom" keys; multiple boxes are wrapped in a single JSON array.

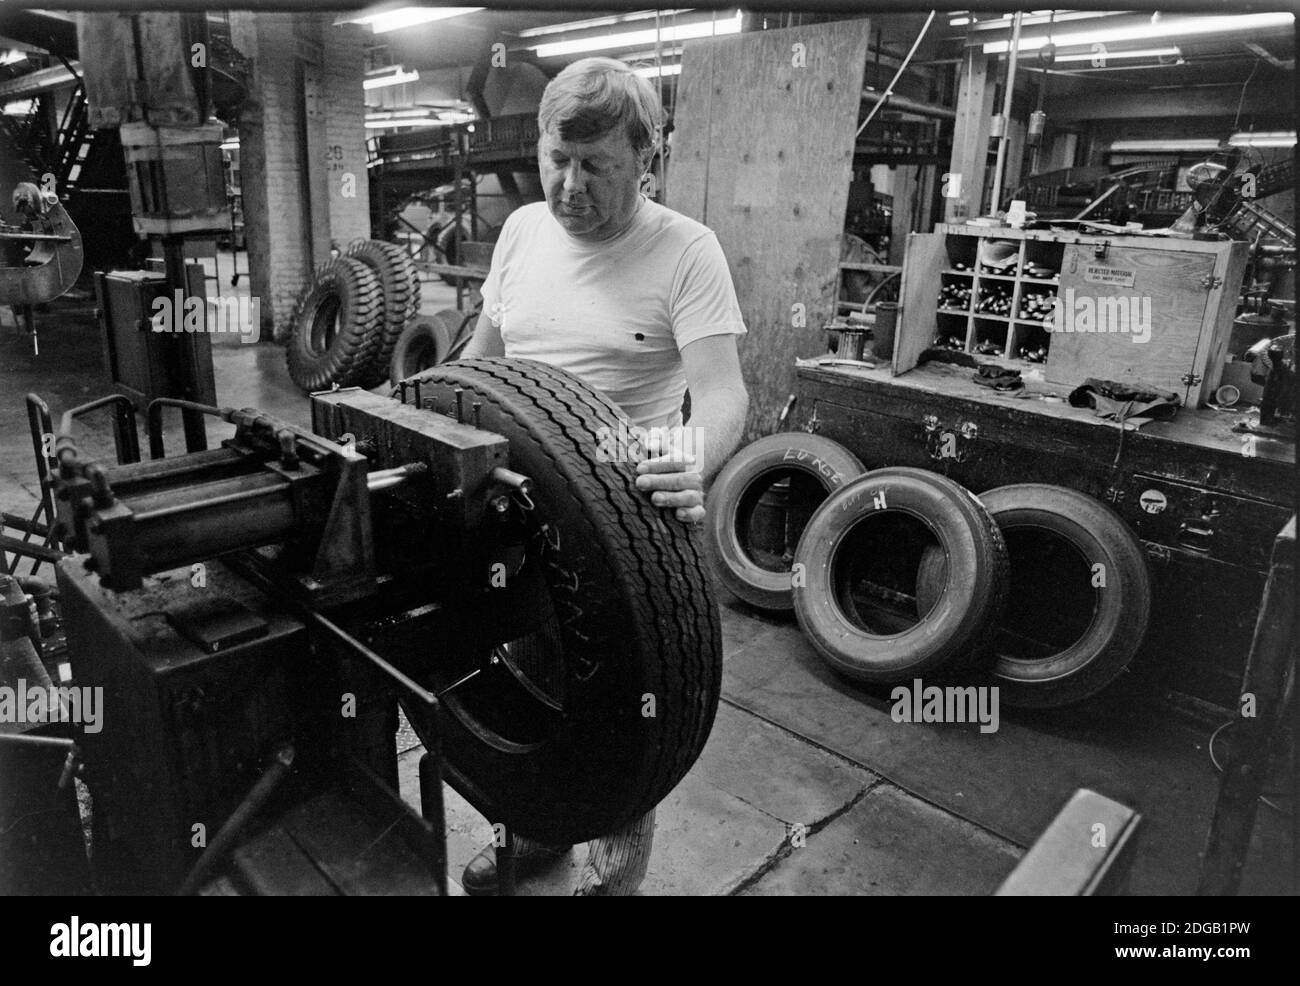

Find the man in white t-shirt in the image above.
[{"left": 461, "top": 56, "right": 748, "bottom": 895}]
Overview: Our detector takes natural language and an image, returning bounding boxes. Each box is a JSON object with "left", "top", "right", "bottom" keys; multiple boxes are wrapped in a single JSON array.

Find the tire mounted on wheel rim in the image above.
[{"left": 400, "top": 357, "right": 723, "bottom": 844}]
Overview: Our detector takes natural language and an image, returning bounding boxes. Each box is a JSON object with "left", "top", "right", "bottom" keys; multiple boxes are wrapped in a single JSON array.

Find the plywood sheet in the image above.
[{"left": 671, "top": 20, "right": 871, "bottom": 441}]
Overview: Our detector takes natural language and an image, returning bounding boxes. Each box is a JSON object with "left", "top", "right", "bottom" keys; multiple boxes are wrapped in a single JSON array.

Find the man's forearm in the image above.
[
  {"left": 686, "top": 387, "right": 748, "bottom": 484},
  {"left": 462, "top": 310, "right": 504, "bottom": 359}
]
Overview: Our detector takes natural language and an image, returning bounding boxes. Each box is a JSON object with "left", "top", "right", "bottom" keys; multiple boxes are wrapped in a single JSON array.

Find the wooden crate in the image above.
[{"left": 895, "top": 224, "right": 1247, "bottom": 406}]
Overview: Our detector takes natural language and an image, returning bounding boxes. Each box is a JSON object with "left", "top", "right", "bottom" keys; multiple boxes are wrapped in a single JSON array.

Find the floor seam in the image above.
[
  {"left": 725, "top": 780, "right": 881, "bottom": 896},
  {"left": 720, "top": 693, "right": 1029, "bottom": 852}
]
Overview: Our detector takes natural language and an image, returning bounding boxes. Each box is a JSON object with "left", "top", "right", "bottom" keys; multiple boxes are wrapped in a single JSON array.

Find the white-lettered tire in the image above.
[
  {"left": 793, "top": 467, "right": 1008, "bottom": 682},
  {"left": 917, "top": 483, "right": 1151, "bottom": 708},
  {"left": 705, "top": 433, "right": 865, "bottom": 612}
]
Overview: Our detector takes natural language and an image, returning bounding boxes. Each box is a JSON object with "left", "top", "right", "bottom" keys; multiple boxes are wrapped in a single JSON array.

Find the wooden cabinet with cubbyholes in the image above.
[{"left": 896, "top": 224, "right": 1247, "bottom": 407}]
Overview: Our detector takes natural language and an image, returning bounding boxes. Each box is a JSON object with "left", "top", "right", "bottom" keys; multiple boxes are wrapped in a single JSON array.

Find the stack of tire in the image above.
[
  {"left": 286, "top": 239, "right": 421, "bottom": 392},
  {"left": 705, "top": 433, "right": 1151, "bottom": 708}
]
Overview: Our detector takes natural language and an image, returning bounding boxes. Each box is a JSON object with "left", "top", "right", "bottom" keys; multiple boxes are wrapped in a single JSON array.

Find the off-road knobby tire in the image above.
[
  {"left": 916, "top": 484, "right": 1151, "bottom": 708},
  {"left": 793, "top": 467, "right": 1009, "bottom": 683},
  {"left": 388, "top": 311, "right": 459, "bottom": 386},
  {"left": 345, "top": 239, "right": 422, "bottom": 386},
  {"left": 285, "top": 258, "right": 384, "bottom": 392},
  {"left": 705, "top": 433, "right": 865, "bottom": 612},
  {"left": 399, "top": 357, "right": 722, "bottom": 844}
]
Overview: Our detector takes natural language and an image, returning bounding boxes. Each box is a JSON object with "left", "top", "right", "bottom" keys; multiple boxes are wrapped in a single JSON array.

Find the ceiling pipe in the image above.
[{"left": 861, "top": 88, "right": 956, "bottom": 120}]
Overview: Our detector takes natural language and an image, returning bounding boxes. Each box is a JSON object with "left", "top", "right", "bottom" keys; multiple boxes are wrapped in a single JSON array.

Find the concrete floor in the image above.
[{"left": 1, "top": 258, "right": 1291, "bottom": 895}]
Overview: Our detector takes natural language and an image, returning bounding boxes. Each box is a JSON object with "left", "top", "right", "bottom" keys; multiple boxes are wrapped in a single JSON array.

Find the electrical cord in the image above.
[
  {"left": 1206, "top": 716, "right": 1294, "bottom": 817},
  {"left": 1232, "top": 57, "right": 1262, "bottom": 133}
]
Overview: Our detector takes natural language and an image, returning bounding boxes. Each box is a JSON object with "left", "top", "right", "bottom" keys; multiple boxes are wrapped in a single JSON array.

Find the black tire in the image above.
[
  {"left": 387, "top": 310, "right": 459, "bottom": 386},
  {"left": 793, "top": 467, "right": 1008, "bottom": 682},
  {"left": 916, "top": 484, "right": 1151, "bottom": 708},
  {"left": 705, "top": 433, "right": 865, "bottom": 612},
  {"left": 345, "top": 239, "right": 422, "bottom": 386},
  {"left": 285, "top": 258, "right": 384, "bottom": 392},
  {"left": 399, "top": 357, "right": 722, "bottom": 844}
]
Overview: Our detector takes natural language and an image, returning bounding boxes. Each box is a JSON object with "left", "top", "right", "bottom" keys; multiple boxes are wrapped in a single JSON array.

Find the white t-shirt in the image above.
[{"left": 480, "top": 198, "right": 746, "bottom": 430}]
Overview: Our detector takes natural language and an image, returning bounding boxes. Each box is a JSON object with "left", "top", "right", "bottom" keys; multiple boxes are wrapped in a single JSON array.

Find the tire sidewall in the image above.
[{"left": 706, "top": 433, "right": 864, "bottom": 611}]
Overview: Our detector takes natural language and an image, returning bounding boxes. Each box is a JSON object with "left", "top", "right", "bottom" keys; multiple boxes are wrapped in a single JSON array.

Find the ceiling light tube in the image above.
[
  {"left": 364, "top": 68, "right": 420, "bottom": 90},
  {"left": 1230, "top": 131, "right": 1297, "bottom": 148},
  {"left": 530, "top": 11, "right": 742, "bottom": 59},
  {"left": 1109, "top": 138, "right": 1221, "bottom": 153},
  {"left": 346, "top": 7, "right": 483, "bottom": 35},
  {"left": 517, "top": 10, "right": 692, "bottom": 39},
  {"left": 983, "top": 12, "right": 1293, "bottom": 55},
  {"left": 1052, "top": 46, "right": 1181, "bottom": 63},
  {"left": 633, "top": 63, "right": 683, "bottom": 78}
]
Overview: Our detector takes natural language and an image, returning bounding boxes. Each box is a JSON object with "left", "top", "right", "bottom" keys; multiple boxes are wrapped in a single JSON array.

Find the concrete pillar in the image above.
[{"left": 230, "top": 12, "right": 370, "bottom": 343}]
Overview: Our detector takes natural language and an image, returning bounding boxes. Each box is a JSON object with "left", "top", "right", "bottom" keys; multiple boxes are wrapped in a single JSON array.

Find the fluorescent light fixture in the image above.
[
  {"left": 1230, "top": 131, "right": 1296, "bottom": 148},
  {"left": 0, "top": 50, "right": 28, "bottom": 66},
  {"left": 968, "top": 11, "right": 1113, "bottom": 32},
  {"left": 365, "top": 119, "right": 445, "bottom": 129},
  {"left": 622, "top": 46, "right": 684, "bottom": 63},
  {"left": 367, "top": 107, "right": 436, "bottom": 120},
  {"left": 983, "top": 12, "right": 1293, "bottom": 54},
  {"left": 365, "top": 108, "right": 475, "bottom": 128},
  {"left": 2, "top": 100, "right": 33, "bottom": 116},
  {"left": 1110, "top": 138, "right": 1221, "bottom": 153},
  {"left": 950, "top": 18, "right": 971, "bottom": 27},
  {"left": 364, "top": 67, "right": 419, "bottom": 90},
  {"left": 518, "top": 10, "right": 690, "bottom": 39},
  {"left": 347, "top": 7, "right": 483, "bottom": 35},
  {"left": 1052, "top": 46, "right": 1181, "bottom": 63},
  {"left": 530, "top": 10, "right": 742, "bottom": 59},
  {"left": 633, "top": 63, "right": 682, "bottom": 78}
]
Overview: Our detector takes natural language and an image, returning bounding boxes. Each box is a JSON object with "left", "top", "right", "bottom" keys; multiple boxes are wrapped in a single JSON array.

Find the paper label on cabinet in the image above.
[{"left": 1082, "top": 264, "right": 1137, "bottom": 288}]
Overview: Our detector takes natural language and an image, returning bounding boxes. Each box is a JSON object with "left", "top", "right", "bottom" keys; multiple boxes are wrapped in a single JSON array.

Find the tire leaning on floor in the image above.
[
  {"left": 705, "top": 433, "right": 865, "bottom": 612},
  {"left": 345, "top": 239, "right": 422, "bottom": 386},
  {"left": 398, "top": 357, "right": 723, "bottom": 845},
  {"left": 915, "top": 484, "right": 1152, "bottom": 708},
  {"left": 388, "top": 309, "right": 461, "bottom": 386},
  {"left": 793, "top": 467, "right": 1009, "bottom": 683},
  {"left": 285, "top": 257, "right": 384, "bottom": 392}
]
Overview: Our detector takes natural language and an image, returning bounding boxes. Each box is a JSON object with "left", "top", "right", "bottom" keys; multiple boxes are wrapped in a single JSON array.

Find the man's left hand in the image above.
[{"left": 636, "top": 453, "right": 704, "bottom": 524}]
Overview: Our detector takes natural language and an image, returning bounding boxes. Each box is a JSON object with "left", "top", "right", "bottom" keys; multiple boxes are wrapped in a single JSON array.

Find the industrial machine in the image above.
[
  {"left": 0, "top": 180, "right": 84, "bottom": 353},
  {"left": 3, "top": 358, "right": 719, "bottom": 895}
]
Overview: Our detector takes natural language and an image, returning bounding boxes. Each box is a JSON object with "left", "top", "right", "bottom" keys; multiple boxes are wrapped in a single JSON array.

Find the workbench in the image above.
[{"left": 794, "top": 359, "right": 1295, "bottom": 707}]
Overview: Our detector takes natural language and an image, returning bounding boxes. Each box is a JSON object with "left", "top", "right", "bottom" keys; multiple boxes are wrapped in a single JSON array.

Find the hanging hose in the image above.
[{"left": 856, "top": 10, "right": 937, "bottom": 140}]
